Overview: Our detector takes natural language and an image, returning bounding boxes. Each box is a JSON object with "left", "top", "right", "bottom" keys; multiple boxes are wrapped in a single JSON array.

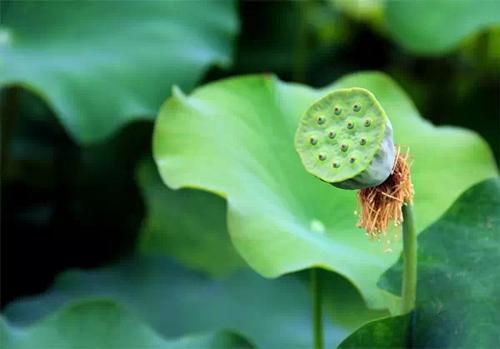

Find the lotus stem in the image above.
[
  {"left": 401, "top": 204, "right": 417, "bottom": 314},
  {"left": 311, "top": 268, "right": 323, "bottom": 349}
]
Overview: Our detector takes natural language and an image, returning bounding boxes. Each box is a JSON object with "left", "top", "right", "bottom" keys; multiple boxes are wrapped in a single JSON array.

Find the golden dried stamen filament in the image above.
[{"left": 356, "top": 146, "right": 414, "bottom": 240}]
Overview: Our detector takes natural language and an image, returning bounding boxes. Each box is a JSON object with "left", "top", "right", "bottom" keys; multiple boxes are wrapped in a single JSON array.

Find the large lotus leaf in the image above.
[
  {"left": 4, "top": 255, "right": 352, "bottom": 349},
  {"left": 385, "top": 0, "right": 500, "bottom": 55},
  {"left": 153, "top": 72, "right": 497, "bottom": 308},
  {"left": 0, "top": 0, "right": 238, "bottom": 144},
  {"left": 0, "top": 298, "right": 254, "bottom": 349},
  {"left": 137, "top": 159, "right": 244, "bottom": 277},
  {"left": 340, "top": 178, "right": 500, "bottom": 348}
]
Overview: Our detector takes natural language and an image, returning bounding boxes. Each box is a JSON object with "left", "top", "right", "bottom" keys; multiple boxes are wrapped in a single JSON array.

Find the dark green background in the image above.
[
  {"left": 1, "top": 1, "right": 499, "bottom": 348},
  {"left": 2, "top": 0, "right": 498, "bottom": 314}
]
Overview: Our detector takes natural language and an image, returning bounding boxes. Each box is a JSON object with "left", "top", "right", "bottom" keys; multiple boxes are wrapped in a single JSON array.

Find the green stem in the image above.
[
  {"left": 292, "top": 0, "right": 311, "bottom": 83},
  {"left": 401, "top": 204, "right": 417, "bottom": 314},
  {"left": 311, "top": 268, "right": 323, "bottom": 349},
  {"left": 1, "top": 87, "right": 20, "bottom": 181}
]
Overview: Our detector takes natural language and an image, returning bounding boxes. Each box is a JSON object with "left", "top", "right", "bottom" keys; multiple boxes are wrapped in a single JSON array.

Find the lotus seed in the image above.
[
  {"left": 334, "top": 106, "right": 341, "bottom": 115},
  {"left": 353, "top": 104, "right": 361, "bottom": 112},
  {"left": 333, "top": 162, "right": 340, "bottom": 168},
  {"left": 318, "top": 153, "right": 326, "bottom": 161},
  {"left": 328, "top": 130, "right": 336, "bottom": 138},
  {"left": 341, "top": 144, "right": 348, "bottom": 152},
  {"left": 364, "top": 119, "right": 372, "bottom": 127},
  {"left": 347, "top": 121, "right": 354, "bottom": 129},
  {"left": 350, "top": 157, "right": 356, "bottom": 163},
  {"left": 310, "top": 137, "right": 318, "bottom": 145},
  {"left": 360, "top": 138, "right": 367, "bottom": 145},
  {"left": 317, "top": 116, "right": 326, "bottom": 125}
]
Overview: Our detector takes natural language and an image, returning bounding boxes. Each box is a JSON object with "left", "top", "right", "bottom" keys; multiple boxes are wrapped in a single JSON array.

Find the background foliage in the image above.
[{"left": 1, "top": 1, "right": 499, "bottom": 348}]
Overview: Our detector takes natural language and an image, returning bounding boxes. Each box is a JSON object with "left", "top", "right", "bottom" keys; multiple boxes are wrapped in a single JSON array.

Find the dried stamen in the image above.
[{"left": 356, "top": 147, "right": 414, "bottom": 240}]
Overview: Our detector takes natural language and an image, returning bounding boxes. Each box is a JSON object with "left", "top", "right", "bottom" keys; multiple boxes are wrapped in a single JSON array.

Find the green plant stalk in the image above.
[
  {"left": 401, "top": 204, "right": 417, "bottom": 314},
  {"left": 292, "top": 0, "right": 311, "bottom": 83},
  {"left": 311, "top": 268, "right": 323, "bottom": 349},
  {"left": 1, "top": 87, "right": 20, "bottom": 177}
]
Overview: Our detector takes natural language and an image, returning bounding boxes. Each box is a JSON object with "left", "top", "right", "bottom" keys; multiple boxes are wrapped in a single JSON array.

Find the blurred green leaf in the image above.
[
  {"left": 320, "top": 271, "right": 388, "bottom": 331},
  {"left": 0, "top": 0, "right": 238, "bottom": 144},
  {"left": 385, "top": 0, "right": 500, "bottom": 55},
  {"left": 333, "top": 0, "right": 383, "bottom": 23},
  {"left": 152, "top": 72, "right": 497, "bottom": 308},
  {"left": 340, "top": 178, "right": 500, "bottom": 348},
  {"left": 1, "top": 298, "right": 254, "bottom": 349},
  {"left": 137, "top": 159, "right": 244, "bottom": 277},
  {"left": 4, "top": 256, "right": 351, "bottom": 349},
  {"left": 338, "top": 314, "right": 411, "bottom": 349}
]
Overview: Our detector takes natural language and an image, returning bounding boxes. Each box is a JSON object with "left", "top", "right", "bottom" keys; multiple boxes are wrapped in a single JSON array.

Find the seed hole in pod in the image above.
[
  {"left": 347, "top": 121, "right": 354, "bottom": 129},
  {"left": 353, "top": 104, "right": 361, "bottom": 112},
  {"left": 364, "top": 118, "right": 372, "bottom": 127},
  {"left": 317, "top": 116, "right": 326, "bottom": 125},
  {"left": 334, "top": 106, "right": 341, "bottom": 115},
  {"left": 332, "top": 162, "right": 340, "bottom": 168},
  {"left": 328, "top": 130, "right": 336, "bottom": 138},
  {"left": 341, "top": 144, "right": 348, "bottom": 152},
  {"left": 360, "top": 138, "right": 367, "bottom": 145},
  {"left": 310, "top": 137, "right": 318, "bottom": 145},
  {"left": 349, "top": 157, "right": 356, "bottom": 163},
  {"left": 318, "top": 153, "right": 326, "bottom": 161}
]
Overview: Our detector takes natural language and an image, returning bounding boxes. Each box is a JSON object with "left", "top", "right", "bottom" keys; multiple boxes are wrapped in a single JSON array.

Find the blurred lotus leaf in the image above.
[
  {"left": 0, "top": 298, "right": 255, "bottom": 349},
  {"left": 3, "top": 256, "right": 365, "bottom": 349},
  {"left": 153, "top": 71, "right": 497, "bottom": 309},
  {"left": 0, "top": 0, "right": 238, "bottom": 143},
  {"left": 338, "top": 313, "right": 411, "bottom": 349},
  {"left": 385, "top": 0, "right": 500, "bottom": 55}
]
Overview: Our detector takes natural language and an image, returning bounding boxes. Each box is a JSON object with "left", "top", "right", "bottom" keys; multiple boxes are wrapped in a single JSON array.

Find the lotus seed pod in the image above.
[{"left": 294, "top": 87, "right": 396, "bottom": 190}]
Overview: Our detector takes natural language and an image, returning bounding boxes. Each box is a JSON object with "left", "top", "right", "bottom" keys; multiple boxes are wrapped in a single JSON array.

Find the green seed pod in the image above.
[{"left": 294, "top": 87, "right": 395, "bottom": 190}]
